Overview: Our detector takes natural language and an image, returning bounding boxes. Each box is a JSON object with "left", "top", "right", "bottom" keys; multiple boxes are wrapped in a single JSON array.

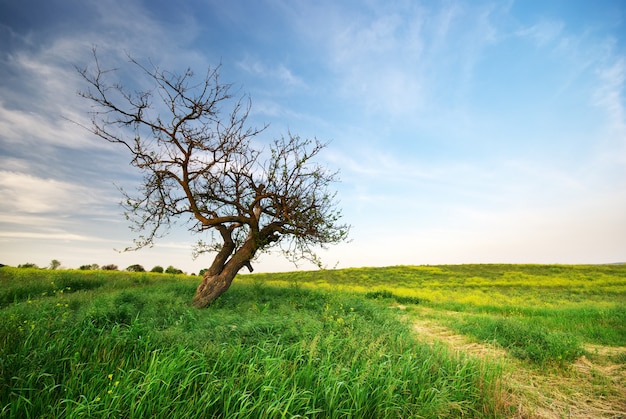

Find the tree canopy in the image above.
[{"left": 77, "top": 51, "right": 349, "bottom": 306}]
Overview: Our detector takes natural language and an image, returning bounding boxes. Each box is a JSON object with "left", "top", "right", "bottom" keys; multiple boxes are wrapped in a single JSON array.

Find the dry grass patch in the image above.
[
  {"left": 507, "top": 352, "right": 625, "bottom": 419},
  {"left": 410, "top": 316, "right": 626, "bottom": 418}
]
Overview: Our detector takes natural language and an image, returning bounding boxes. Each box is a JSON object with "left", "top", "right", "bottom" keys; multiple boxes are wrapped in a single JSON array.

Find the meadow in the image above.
[{"left": 1, "top": 264, "right": 624, "bottom": 418}]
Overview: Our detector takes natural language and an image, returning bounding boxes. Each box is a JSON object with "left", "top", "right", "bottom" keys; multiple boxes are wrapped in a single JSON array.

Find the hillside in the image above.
[{"left": 1, "top": 264, "right": 624, "bottom": 418}]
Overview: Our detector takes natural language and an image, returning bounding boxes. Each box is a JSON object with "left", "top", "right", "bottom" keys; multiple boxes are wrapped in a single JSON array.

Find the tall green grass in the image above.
[
  {"left": 249, "top": 264, "right": 626, "bottom": 351},
  {"left": 0, "top": 268, "right": 503, "bottom": 418},
  {"left": 455, "top": 316, "right": 584, "bottom": 365},
  {"left": 3, "top": 263, "right": 623, "bottom": 416}
]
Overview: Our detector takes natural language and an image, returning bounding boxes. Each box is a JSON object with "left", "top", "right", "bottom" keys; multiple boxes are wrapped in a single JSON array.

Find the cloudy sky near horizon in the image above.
[{"left": 1, "top": 0, "right": 625, "bottom": 273}]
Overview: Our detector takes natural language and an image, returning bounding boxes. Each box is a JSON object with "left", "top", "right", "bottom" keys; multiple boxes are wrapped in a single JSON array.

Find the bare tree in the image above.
[{"left": 76, "top": 51, "right": 349, "bottom": 307}]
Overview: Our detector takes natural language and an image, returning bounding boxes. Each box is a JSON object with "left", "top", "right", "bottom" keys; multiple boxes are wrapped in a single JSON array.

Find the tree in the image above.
[
  {"left": 18, "top": 263, "right": 38, "bottom": 269},
  {"left": 77, "top": 51, "right": 349, "bottom": 308},
  {"left": 165, "top": 265, "right": 183, "bottom": 275},
  {"left": 101, "top": 264, "right": 118, "bottom": 271},
  {"left": 49, "top": 259, "right": 61, "bottom": 270},
  {"left": 150, "top": 265, "right": 164, "bottom": 273},
  {"left": 126, "top": 264, "right": 146, "bottom": 272}
]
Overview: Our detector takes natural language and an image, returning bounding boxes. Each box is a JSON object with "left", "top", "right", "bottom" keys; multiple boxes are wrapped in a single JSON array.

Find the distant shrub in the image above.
[
  {"left": 49, "top": 259, "right": 61, "bottom": 270},
  {"left": 126, "top": 264, "right": 146, "bottom": 272},
  {"left": 395, "top": 295, "right": 421, "bottom": 305},
  {"left": 79, "top": 264, "right": 99, "bottom": 270},
  {"left": 365, "top": 290, "right": 395, "bottom": 300},
  {"left": 150, "top": 265, "right": 164, "bottom": 273},
  {"left": 165, "top": 265, "right": 183, "bottom": 275},
  {"left": 101, "top": 264, "right": 118, "bottom": 271},
  {"left": 18, "top": 263, "right": 38, "bottom": 269},
  {"left": 365, "top": 290, "right": 420, "bottom": 305}
]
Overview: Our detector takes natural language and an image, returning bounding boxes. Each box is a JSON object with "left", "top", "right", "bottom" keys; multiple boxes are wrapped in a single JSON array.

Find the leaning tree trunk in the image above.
[
  {"left": 192, "top": 270, "right": 237, "bottom": 308},
  {"left": 191, "top": 238, "right": 257, "bottom": 308}
]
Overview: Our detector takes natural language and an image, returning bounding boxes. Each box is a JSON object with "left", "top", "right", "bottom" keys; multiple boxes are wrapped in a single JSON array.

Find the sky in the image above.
[{"left": 0, "top": 0, "right": 625, "bottom": 274}]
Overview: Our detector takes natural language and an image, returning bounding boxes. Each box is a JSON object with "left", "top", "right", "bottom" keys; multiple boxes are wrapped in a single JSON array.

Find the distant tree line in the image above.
[
  {"left": 78, "top": 264, "right": 186, "bottom": 274},
  {"left": 8, "top": 260, "right": 193, "bottom": 274}
]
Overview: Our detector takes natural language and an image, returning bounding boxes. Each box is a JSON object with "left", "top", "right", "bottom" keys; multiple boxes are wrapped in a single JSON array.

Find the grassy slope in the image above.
[
  {"left": 249, "top": 264, "right": 626, "bottom": 417},
  {"left": 1, "top": 267, "right": 502, "bottom": 418},
  {"left": 249, "top": 264, "right": 626, "bottom": 307},
  {"left": 1, "top": 264, "right": 624, "bottom": 418},
  {"left": 249, "top": 264, "right": 626, "bottom": 348}
]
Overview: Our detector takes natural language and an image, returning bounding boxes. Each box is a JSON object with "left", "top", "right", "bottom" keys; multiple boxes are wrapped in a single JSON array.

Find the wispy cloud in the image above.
[
  {"left": 238, "top": 57, "right": 306, "bottom": 88},
  {"left": 516, "top": 19, "right": 565, "bottom": 46},
  {"left": 276, "top": 1, "right": 507, "bottom": 119},
  {"left": 594, "top": 57, "right": 626, "bottom": 128},
  {"left": 322, "top": 5, "right": 426, "bottom": 115},
  {"left": 0, "top": 171, "right": 103, "bottom": 214},
  {"left": 0, "top": 101, "right": 95, "bottom": 150},
  {"left": 0, "top": 231, "right": 97, "bottom": 242}
]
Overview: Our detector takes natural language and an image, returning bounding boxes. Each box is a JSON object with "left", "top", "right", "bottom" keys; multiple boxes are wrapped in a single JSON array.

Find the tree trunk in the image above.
[
  {"left": 191, "top": 236, "right": 258, "bottom": 308},
  {"left": 191, "top": 270, "right": 237, "bottom": 308}
]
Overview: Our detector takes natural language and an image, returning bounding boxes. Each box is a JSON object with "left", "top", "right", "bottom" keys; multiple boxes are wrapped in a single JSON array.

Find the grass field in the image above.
[{"left": 1, "top": 264, "right": 624, "bottom": 418}]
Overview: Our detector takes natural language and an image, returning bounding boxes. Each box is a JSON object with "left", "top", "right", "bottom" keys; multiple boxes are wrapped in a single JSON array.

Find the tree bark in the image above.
[
  {"left": 191, "top": 235, "right": 258, "bottom": 308},
  {"left": 191, "top": 271, "right": 236, "bottom": 308}
]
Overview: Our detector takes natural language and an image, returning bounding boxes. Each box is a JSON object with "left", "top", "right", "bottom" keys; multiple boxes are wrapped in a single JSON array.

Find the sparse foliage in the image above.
[
  {"left": 77, "top": 50, "right": 349, "bottom": 307},
  {"left": 79, "top": 264, "right": 100, "bottom": 270},
  {"left": 101, "top": 264, "right": 118, "bottom": 271},
  {"left": 49, "top": 259, "right": 61, "bottom": 270}
]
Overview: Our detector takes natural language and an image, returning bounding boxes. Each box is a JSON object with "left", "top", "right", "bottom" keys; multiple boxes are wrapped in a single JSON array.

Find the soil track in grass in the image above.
[{"left": 409, "top": 309, "right": 626, "bottom": 419}]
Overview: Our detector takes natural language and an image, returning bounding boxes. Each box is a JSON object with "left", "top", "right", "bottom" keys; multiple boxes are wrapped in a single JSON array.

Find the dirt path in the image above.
[{"left": 409, "top": 315, "right": 626, "bottom": 418}]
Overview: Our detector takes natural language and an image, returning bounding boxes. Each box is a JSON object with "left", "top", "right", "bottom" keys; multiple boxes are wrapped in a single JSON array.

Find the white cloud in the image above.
[
  {"left": 327, "top": 147, "right": 437, "bottom": 181},
  {"left": 238, "top": 57, "right": 306, "bottom": 88},
  {"left": 324, "top": 10, "right": 424, "bottom": 114},
  {"left": 516, "top": 19, "right": 565, "bottom": 46},
  {"left": 594, "top": 57, "right": 626, "bottom": 127},
  {"left": 0, "top": 171, "right": 101, "bottom": 214},
  {"left": 591, "top": 57, "right": 626, "bottom": 168},
  {"left": 282, "top": 1, "right": 505, "bottom": 118},
  {"left": 0, "top": 231, "right": 95, "bottom": 241},
  {"left": 0, "top": 101, "right": 98, "bottom": 150}
]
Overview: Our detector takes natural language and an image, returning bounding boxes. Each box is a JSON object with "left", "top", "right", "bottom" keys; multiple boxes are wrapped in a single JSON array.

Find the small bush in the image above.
[
  {"left": 365, "top": 289, "right": 420, "bottom": 305},
  {"left": 150, "top": 266, "right": 164, "bottom": 273},
  {"left": 365, "top": 290, "right": 395, "bottom": 300},
  {"left": 18, "top": 263, "right": 38, "bottom": 269}
]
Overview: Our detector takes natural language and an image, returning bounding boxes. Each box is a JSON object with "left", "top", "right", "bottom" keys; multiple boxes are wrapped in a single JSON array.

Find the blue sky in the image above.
[{"left": 1, "top": 0, "right": 625, "bottom": 273}]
